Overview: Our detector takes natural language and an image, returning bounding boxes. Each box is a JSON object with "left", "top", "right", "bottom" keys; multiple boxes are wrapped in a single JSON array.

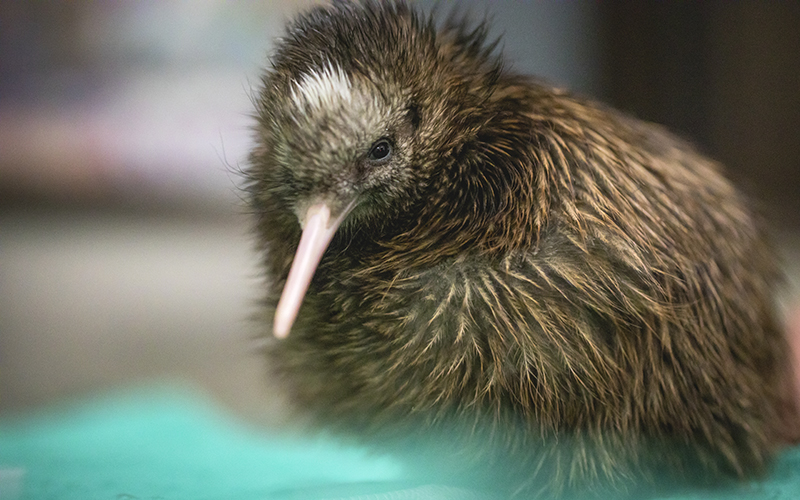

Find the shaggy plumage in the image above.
[{"left": 246, "top": 1, "right": 796, "bottom": 495}]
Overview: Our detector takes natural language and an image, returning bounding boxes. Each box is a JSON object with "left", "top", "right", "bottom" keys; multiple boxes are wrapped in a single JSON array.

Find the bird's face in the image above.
[
  {"left": 269, "top": 64, "right": 420, "bottom": 230},
  {"left": 260, "top": 60, "right": 426, "bottom": 337}
]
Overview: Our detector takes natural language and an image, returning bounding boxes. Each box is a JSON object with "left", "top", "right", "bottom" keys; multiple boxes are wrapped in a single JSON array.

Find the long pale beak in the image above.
[{"left": 273, "top": 200, "right": 354, "bottom": 338}]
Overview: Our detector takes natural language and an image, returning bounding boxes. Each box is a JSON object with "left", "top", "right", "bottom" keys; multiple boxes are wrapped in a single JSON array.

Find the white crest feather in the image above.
[{"left": 291, "top": 62, "right": 352, "bottom": 111}]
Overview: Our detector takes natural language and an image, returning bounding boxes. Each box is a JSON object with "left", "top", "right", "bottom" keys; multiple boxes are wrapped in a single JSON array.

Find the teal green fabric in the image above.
[
  {"left": 1, "top": 386, "right": 800, "bottom": 499},
  {"left": 0, "top": 387, "right": 407, "bottom": 500}
]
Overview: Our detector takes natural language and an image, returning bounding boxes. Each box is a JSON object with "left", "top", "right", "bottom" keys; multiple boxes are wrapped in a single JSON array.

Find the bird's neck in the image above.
[{"left": 359, "top": 158, "right": 545, "bottom": 274}]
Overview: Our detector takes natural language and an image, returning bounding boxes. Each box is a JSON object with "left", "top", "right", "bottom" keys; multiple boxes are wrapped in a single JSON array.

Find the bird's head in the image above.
[{"left": 249, "top": 1, "right": 509, "bottom": 337}]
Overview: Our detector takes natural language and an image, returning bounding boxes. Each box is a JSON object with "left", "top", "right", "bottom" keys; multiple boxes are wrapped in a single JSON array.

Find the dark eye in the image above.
[{"left": 367, "top": 139, "right": 392, "bottom": 162}]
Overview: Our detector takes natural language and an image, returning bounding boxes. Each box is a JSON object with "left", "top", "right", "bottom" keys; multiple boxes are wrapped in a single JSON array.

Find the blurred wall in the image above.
[
  {"left": 600, "top": 2, "right": 800, "bottom": 229},
  {"left": 0, "top": 1, "right": 315, "bottom": 211}
]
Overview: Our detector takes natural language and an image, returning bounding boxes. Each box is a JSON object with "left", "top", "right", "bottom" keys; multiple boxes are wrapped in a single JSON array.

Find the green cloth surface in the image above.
[
  {"left": 0, "top": 387, "right": 408, "bottom": 500},
  {"left": 2, "top": 386, "right": 800, "bottom": 499}
]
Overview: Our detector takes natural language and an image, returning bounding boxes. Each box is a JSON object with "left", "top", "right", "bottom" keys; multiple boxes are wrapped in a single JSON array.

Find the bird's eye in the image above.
[{"left": 367, "top": 139, "right": 392, "bottom": 162}]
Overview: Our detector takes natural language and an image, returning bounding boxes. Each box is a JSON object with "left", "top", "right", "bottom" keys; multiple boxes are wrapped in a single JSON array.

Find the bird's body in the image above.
[{"left": 247, "top": 1, "right": 796, "bottom": 494}]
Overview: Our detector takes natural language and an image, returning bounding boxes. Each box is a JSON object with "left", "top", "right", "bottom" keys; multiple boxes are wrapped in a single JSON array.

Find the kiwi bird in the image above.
[{"left": 247, "top": 0, "right": 797, "bottom": 494}]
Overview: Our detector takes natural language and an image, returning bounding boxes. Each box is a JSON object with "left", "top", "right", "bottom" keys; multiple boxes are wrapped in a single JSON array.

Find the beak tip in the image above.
[{"left": 273, "top": 314, "right": 291, "bottom": 339}]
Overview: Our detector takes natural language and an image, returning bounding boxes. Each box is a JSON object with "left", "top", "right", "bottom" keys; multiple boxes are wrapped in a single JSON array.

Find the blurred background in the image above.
[{"left": 1, "top": 1, "right": 799, "bottom": 421}]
